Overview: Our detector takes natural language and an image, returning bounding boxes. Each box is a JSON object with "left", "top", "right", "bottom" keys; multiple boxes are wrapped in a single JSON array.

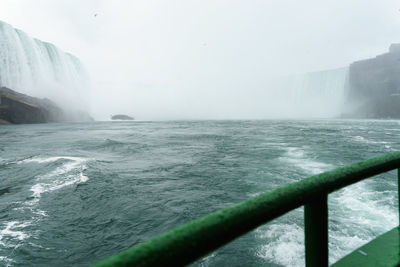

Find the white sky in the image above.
[{"left": 1, "top": 0, "right": 400, "bottom": 119}]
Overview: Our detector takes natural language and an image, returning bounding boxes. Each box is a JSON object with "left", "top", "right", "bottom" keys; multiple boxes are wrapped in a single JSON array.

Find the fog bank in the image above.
[{"left": 0, "top": 1, "right": 399, "bottom": 120}]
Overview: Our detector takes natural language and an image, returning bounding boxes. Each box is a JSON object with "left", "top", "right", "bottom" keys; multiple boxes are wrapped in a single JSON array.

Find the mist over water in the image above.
[
  {"left": 0, "top": 1, "right": 398, "bottom": 120},
  {"left": 0, "top": 18, "right": 349, "bottom": 121},
  {"left": 91, "top": 67, "right": 349, "bottom": 121}
]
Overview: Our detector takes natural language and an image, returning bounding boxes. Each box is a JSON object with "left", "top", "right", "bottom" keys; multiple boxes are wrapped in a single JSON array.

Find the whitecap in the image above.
[
  {"left": 79, "top": 166, "right": 89, "bottom": 183},
  {"left": 18, "top": 156, "right": 86, "bottom": 165},
  {"left": 0, "top": 256, "right": 14, "bottom": 266},
  {"left": 328, "top": 181, "right": 397, "bottom": 262},
  {"left": 256, "top": 223, "right": 304, "bottom": 267},
  {"left": 261, "top": 147, "right": 396, "bottom": 266},
  {"left": 2, "top": 156, "right": 91, "bottom": 253},
  {"left": 0, "top": 221, "right": 31, "bottom": 248},
  {"left": 198, "top": 252, "right": 217, "bottom": 266},
  {"left": 279, "top": 147, "right": 333, "bottom": 175},
  {"left": 25, "top": 156, "right": 90, "bottom": 207},
  {"left": 352, "top": 135, "right": 390, "bottom": 145}
]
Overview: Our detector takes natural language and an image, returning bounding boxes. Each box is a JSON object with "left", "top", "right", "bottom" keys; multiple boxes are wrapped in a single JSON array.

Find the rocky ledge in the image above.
[
  {"left": 0, "top": 87, "right": 93, "bottom": 124},
  {"left": 111, "top": 114, "right": 134, "bottom": 120}
]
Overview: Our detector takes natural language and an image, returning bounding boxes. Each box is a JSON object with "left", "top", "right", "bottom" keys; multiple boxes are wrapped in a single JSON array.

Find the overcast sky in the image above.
[{"left": 1, "top": 1, "right": 400, "bottom": 119}]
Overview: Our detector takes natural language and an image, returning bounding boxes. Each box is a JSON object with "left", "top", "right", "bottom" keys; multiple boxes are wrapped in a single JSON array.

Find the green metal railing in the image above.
[{"left": 92, "top": 151, "right": 400, "bottom": 267}]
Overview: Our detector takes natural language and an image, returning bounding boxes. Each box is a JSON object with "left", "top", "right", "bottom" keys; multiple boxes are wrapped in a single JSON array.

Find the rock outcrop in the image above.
[
  {"left": 343, "top": 44, "right": 400, "bottom": 118},
  {"left": 0, "top": 87, "right": 93, "bottom": 124},
  {"left": 111, "top": 114, "right": 134, "bottom": 120}
]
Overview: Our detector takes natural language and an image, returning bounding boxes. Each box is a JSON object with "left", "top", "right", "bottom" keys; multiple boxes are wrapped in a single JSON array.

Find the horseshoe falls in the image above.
[
  {"left": 268, "top": 67, "right": 349, "bottom": 118},
  {"left": 0, "top": 20, "right": 89, "bottom": 108}
]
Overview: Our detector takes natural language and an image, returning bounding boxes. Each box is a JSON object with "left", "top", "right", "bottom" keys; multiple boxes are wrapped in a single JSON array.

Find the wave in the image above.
[
  {"left": 25, "top": 156, "right": 89, "bottom": 198},
  {"left": 352, "top": 135, "right": 393, "bottom": 150},
  {"left": 0, "top": 256, "right": 13, "bottom": 266},
  {"left": 90, "top": 139, "right": 145, "bottom": 155},
  {"left": 328, "top": 181, "right": 397, "bottom": 262},
  {"left": 256, "top": 223, "right": 304, "bottom": 267},
  {"left": 279, "top": 147, "right": 333, "bottom": 175},
  {"left": 259, "top": 147, "right": 396, "bottom": 265},
  {"left": 352, "top": 135, "right": 390, "bottom": 145},
  {"left": 256, "top": 185, "right": 396, "bottom": 265},
  {"left": 0, "top": 221, "right": 32, "bottom": 265},
  {"left": 19, "top": 156, "right": 85, "bottom": 164},
  {"left": 0, "top": 156, "right": 90, "bottom": 256},
  {"left": 0, "top": 221, "right": 31, "bottom": 246},
  {"left": 255, "top": 147, "right": 332, "bottom": 266}
]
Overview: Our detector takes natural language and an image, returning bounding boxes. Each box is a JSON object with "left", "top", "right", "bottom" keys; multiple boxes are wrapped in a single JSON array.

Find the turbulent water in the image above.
[
  {"left": 0, "top": 120, "right": 398, "bottom": 266},
  {"left": 0, "top": 20, "right": 89, "bottom": 107}
]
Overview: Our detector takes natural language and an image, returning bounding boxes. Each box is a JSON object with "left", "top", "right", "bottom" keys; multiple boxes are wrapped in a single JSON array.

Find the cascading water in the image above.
[
  {"left": 0, "top": 20, "right": 89, "bottom": 108},
  {"left": 290, "top": 68, "right": 348, "bottom": 104},
  {"left": 269, "top": 67, "right": 349, "bottom": 117}
]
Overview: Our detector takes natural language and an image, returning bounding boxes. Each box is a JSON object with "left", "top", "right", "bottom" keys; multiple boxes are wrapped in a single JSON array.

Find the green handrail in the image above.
[{"left": 92, "top": 151, "right": 400, "bottom": 267}]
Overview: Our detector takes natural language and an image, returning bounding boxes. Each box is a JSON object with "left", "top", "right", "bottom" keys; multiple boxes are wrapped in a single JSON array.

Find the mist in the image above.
[{"left": 1, "top": 0, "right": 400, "bottom": 120}]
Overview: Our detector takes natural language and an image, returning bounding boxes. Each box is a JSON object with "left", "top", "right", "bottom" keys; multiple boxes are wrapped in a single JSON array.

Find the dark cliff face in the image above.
[
  {"left": 344, "top": 45, "right": 400, "bottom": 118},
  {"left": 0, "top": 87, "right": 93, "bottom": 124},
  {"left": 0, "top": 95, "right": 48, "bottom": 124}
]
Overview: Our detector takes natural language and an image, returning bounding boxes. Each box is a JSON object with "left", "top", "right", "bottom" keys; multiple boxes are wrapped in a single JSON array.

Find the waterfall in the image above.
[
  {"left": 269, "top": 67, "right": 349, "bottom": 117},
  {"left": 0, "top": 20, "right": 89, "bottom": 108},
  {"left": 291, "top": 68, "right": 348, "bottom": 105}
]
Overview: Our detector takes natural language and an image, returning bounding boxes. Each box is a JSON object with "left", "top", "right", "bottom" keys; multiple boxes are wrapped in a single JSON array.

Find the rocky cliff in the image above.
[
  {"left": 0, "top": 87, "right": 93, "bottom": 124},
  {"left": 343, "top": 44, "right": 400, "bottom": 118}
]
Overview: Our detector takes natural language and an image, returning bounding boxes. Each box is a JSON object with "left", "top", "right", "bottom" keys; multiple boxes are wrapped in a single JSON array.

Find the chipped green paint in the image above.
[{"left": 92, "top": 151, "right": 400, "bottom": 267}]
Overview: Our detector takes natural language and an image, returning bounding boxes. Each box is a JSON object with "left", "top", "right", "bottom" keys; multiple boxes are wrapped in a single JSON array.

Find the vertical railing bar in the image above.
[{"left": 304, "top": 194, "right": 328, "bottom": 267}]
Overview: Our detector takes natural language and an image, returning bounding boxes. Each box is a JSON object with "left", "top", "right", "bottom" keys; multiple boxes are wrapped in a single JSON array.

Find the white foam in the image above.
[
  {"left": 0, "top": 221, "right": 31, "bottom": 248},
  {"left": 17, "top": 156, "right": 90, "bottom": 203},
  {"left": 198, "top": 253, "right": 217, "bottom": 266},
  {"left": 20, "top": 156, "right": 89, "bottom": 202},
  {"left": 79, "top": 166, "right": 89, "bottom": 183},
  {"left": 280, "top": 147, "right": 333, "bottom": 175},
  {"left": 247, "top": 192, "right": 262, "bottom": 198},
  {"left": 32, "top": 177, "right": 79, "bottom": 197},
  {"left": 256, "top": 148, "right": 330, "bottom": 266},
  {"left": 23, "top": 156, "right": 90, "bottom": 229},
  {"left": 30, "top": 183, "right": 44, "bottom": 199},
  {"left": 1, "top": 156, "right": 90, "bottom": 252},
  {"left": 352, "top": 135, "right": 390, "bottom": 145},
  {"left": 29, "top": 158, "right": 89, "bottom": 198},
  {"left": 256, "top": 181, "right": 397, "bottom": 265},
  {"left": 18, "top": 156, "right": 86, "bottom": 164},
  {"left": 0, "top": 256, "right": 14, "bottom": 267},
  {"left": 329, "top": 231, "right": 367, "bottom": 261},
  {"left": 256, "top": 223, "right": 304, "bottom": 267},
  {"left": 328, "top": 181, "right": 397, "bottom": 262},
  {"left": 385, "top": 145, "right": 392, "bottom": 150},
  {"left": 260, "top": 147, "right": 396, "bottom": 266}
]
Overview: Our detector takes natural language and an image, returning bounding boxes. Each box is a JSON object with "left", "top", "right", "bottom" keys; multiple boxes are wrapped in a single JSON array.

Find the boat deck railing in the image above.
[{"left": 92, "top": 151, "right": 400, "bottom": 267}]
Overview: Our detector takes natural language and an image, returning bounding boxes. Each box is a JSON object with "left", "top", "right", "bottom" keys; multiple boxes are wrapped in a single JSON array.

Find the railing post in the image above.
[{"left": 304, "top": 194, "right": 328, "bottom": 267}]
